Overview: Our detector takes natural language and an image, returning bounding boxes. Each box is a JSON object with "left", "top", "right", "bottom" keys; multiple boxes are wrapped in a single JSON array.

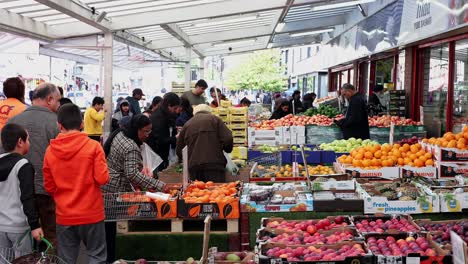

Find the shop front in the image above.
[
  {"left": 412, "top": 35, "right": 468, "bottom": 137},
  {"left": 324, "top": 0, "right": 468, "bottom": 135}
]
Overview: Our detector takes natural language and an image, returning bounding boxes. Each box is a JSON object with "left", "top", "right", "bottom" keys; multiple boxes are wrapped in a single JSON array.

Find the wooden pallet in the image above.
[{"left": 116, "top": 218, "right": 239, "bottom": 234}]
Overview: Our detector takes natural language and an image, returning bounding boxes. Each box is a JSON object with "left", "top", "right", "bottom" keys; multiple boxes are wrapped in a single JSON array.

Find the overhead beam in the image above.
[
  {"left": 0, "top": 8, "right": 55, "bottom": 41},
  {"left": 50, "top": 0, "right": 289, "bottom": 37},
  {"left": 35, "top": 0, "right": 111, "bottom": 32},
  {"left": 276, "top": 16, "right": 346, "bottom": 34},
  {"left": 202, "top": 44, "right": 268, "bottom": 57},
  {"left": 160, "top": 24, "right": 204, "bottom": 57},
  {"left": 113, "top": 30, "right": 184, "bottom": 62},
  {"left": 268, "top": 0, "right": 294, "bottom": 47},
  {"left": 270, "top": 35, "right": 321, "bottom": 48},
  {"left": 39, "top": 46, "right": 99, "bottom": 65}
]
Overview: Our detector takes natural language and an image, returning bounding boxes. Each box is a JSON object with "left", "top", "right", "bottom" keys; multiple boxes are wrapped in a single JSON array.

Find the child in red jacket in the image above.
[{"left": 43, "top": 104, "right": 109, "bottom": 264}]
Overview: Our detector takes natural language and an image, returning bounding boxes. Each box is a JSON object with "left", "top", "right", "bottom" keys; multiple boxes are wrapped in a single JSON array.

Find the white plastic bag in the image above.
[
  {"left": 225, "top": 151, "right": 239, "bottom": 176},
  {"left": 141, "top": 143, "right": 163, "bottom": 172},
  {"left": 168, "top": 148, "right": 178, "bottom": 166}
]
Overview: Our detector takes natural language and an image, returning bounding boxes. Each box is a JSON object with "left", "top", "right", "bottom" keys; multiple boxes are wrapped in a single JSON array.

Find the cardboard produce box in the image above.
[
  {"left": 400, "top": 166, "right": 437, "bottom": 179},
  {"left": 335, "top": 162, "right": 400, "bottom": 180},
  {"left": 431, "top": 146, "right": 468, "bottom": 162},
  {"left": 437, "top": 162, "right": 468, "bottom": 178},
  {"left": 356, "top": 181, "right": 440, "bottom": 214}
]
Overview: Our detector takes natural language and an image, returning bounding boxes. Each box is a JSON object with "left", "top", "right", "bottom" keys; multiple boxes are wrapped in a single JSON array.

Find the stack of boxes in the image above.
[
  {"left": 212, "top": 104, "right": 249, "bottom": 159},
  {"left": 228, "top": 106, "right": 248, "bottom": 147},
  {"left": 170, "top": 81, "right": 196, "bottom": 96},
  {"left": 388, "top": 90, "right": 406, "bottom": 117}
]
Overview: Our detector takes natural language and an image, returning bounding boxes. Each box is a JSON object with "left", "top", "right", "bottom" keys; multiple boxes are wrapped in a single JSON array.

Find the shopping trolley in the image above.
[{"left": 0, "top": 237, "right": 65, "bottom": 264}]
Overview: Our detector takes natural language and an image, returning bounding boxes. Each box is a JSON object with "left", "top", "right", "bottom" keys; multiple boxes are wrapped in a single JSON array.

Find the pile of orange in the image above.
[
  {"left": 183, "top": 181, "right": 240, "bottom": 203},
  {"left": 422, "top": 127, "right": 468, "bottom": 150},
  {"left": 337, "top": 143, "right": 434, "bottom": 169}
]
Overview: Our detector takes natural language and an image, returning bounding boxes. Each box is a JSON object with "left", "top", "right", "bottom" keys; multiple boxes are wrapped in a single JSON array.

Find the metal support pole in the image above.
[
  {"left": 103, "top": 32, "right": 113, "bottom": 140},
  {"left": 99, "top": 48, "right": 104, "bottom": 97},
  {"left": 184, "top": 46, "right": 191, "bottom": 91},
  {"left": 199, "top": 57, "right": 205, "bottom": 79}
]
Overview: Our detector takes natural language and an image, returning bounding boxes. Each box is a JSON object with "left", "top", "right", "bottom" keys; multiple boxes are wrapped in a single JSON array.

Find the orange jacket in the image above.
[
  {"left": 43, "top": 131, "right": 109, "bottom": 226},
  {"left": 0, "top": 98, "right": 27, "bottom": 131}
]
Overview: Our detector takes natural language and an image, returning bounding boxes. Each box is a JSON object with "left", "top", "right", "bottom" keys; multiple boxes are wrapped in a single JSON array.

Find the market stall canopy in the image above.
[{"left": 0, "top": 0, "right": 375, "bottom": 59}]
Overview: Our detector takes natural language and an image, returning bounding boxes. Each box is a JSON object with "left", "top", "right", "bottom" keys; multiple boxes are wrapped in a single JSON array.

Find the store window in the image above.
[
  {"left": 341, "top": 71, "right": 349, "bottom": 85},
  {"left": 453, "top": 39, "right": 468, "bottom": 133},
  {"left": 422, "top": 44, "right": 449, "bottom": 137},
  {"left": 375, "top": 57, "right": 394, "bottom": 89},
  {"left": 359, "top": 62, "right": 369, "bottom": 96},
  {"left": 349, "top": 69, "right": 354, "bottom": 86}
]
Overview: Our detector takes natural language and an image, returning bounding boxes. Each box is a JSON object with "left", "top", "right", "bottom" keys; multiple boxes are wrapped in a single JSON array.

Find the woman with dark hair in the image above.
[
  {"left": 148, "top": 93, "right": 181, "bottom": 171},
  {"left": 151, "top": 96, "right": 163, "bottom": 113},
  {"left": 112, "top": 100, "right": 133, "bottom": 131},
  {"left": 102, "top": 114, "right": 166, "bottom": 263},
  {"left": 270, "top": 99, "right": 290, "bottom": 120},
  {"left": 176, "top": 97, "right": 193, "bottom": 128}
]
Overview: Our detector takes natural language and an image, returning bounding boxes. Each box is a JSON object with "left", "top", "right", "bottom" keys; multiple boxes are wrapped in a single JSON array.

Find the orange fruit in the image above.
[
  {"left": 414, "top": 159, "right": 424, "bottom": 168},
  {"left": 345, "top": 156, "right": 353, "bottom": 164},
  {"left": 374, "top": 151, "right": 382, "bottom": 159},
  {"left": 422, "top": 138, "right": 429, "bottom": 143},
  {"left": 442, "top": 141, "right": 449, "bottom": 147},
  {"left": 464, "top": 132, "right": 468, "bottom": 140},
  {"left": 364, "top": 151, "right": 373, "bottom": 159},
  {"left": 457, "top": 142, "right": 465, "bottom": 150},
  {"left": 424, "top": 153, "right": 432, "bottom": 159},
  {"left": 355, "top": 153, "right": 364, "bottom": 160},
  {"left": 419, "top": 156, "right": 427, "bottom": 163},
  {"left": 410, "top": 145, "right": 419, "bottom": 154},
  {"left": 352, "top": 160, "right": 361, "bottom": 167},
  {"left": 425, "top": 159, "right": 434, "bottom": 166},
  {"left": 455, "top": 134, "right": 462, "bottom": 140},
  {"left": 404, "top": 158, "right": 412, "bottom": 165},
  {"left": 463, "top": 126, "right": 468, "bottom": 133},
  {"left": 409, "top": 154, "right": 418, "bottom": 161},
  {"left": 448, "top": 140, "right": 457, "bottom": 148},
  {"left": 370, "top": 159, "right": 378, "bottom": 166},
  {"left": 362, "top": 160, "right": 371, "bottom": 168},
  {"left": 414, "top": 143, "right": 422, "bottom": 150},
  {"left": 381, "top": 160, "right": 388, "bottom": 167},
  {"left": 392, "top": 150, "right": 401, "bottom": 158},
  {"left": 397, "top": 158, "right": 405, "bottom": 166}
]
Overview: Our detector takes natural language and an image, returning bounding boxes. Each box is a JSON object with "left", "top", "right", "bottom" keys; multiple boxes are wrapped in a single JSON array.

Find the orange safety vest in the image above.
[{"left": 0, "top": 98, "right": 27, "bottom": 131}]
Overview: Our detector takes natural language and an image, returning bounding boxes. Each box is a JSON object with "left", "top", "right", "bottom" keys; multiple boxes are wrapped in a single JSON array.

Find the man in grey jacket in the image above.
[{"left": 8, "top": 83, "right": 61, "bottom": 246}]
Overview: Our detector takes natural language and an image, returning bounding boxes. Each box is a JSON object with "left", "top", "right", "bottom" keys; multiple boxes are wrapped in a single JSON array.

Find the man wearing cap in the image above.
[
  {"left": 181, "top": 79, "right": 208, "bottom": 106},
  {"left": 126, "top": 88, "right": 144, "bottom": 115},
  {"left": 176, "top": 104, "right": 233, "bottom": 182}
]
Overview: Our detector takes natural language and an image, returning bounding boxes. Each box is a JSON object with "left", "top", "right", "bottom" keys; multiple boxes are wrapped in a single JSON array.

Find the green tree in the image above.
[{"left": 226, "top": 49, "right": 286, "bottom": 92}]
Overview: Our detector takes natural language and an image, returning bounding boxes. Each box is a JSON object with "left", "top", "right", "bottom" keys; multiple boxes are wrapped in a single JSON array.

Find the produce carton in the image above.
[
  {"left": 431, "top": 146, "right": 468, "bottom": 162},
  {"left": 309, "top": 174, "right": 354, "bottom": 191},
  {"left": 256, "top": 241, "right": 373, "bottom": 264},
  {"left": 231, "top": 130, "right": 247, "bottom": 137},
  {"left": 256, "top": 227, "right": 362, "bottom": 245},
  {"left": 221, "top": 100, "right": 232, "bottom": 108},
  {"left": 260, "top": 216, "right": 354, "bottom": 229},
  {"left": 229, "top": 115, "right": 248, "bottom": 122},
  {"left": 312, "top": 190, "right": 364, "bottom": 212},
  {"left": 231, "top": 146, "right": 248, "bottom": 160},
  {"left": 364, "top": 232, "right": 451, "bottom": 264},
  {"left": 229, "top": 123, "right": 247, "bottom": 130},
  {"left": 177, "top": 198, "right": 240, "bottom": 219},
  {"left": 335, "top": 162, "right": 400, "bottom": 180},
  {"left": 437, "top": 162, "right": 468, "bottom": 178},
  {"left": 208, "top": 247, "right": 255, "bottom": 264},
  {"left": 400, "top": 166, "right": 437, "bottom": 179},
  {"left": 356, "top": 181, "right": 440, "bottom": 214},
  {"left": 240, "top": 192, "right": 313, "bottom": 213},
  {"left": 436, "top": 189, "right": 468, "bottom": 212},
  {"left": 228, "top": 107, "right": 248, "bottom": 115},
  {"left": 104, "top": 192, "right": 178, "bottom": 220},
  {"left": 351, "top": 214, "right": 421, "bottom": 234}
]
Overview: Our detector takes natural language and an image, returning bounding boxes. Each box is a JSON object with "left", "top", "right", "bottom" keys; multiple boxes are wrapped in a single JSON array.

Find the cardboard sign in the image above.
[{"left": 451, "top": 231, "right": 467, "bottom": 264}]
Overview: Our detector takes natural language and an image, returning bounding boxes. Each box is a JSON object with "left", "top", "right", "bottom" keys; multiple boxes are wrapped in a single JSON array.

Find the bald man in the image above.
[{"left": 8, "top": 83, "right": 61, "bottom": 247}]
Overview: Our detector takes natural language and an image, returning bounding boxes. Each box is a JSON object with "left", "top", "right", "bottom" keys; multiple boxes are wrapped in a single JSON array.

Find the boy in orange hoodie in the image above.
[{"left": 43, "top": 103, "right": 109, "bottom": 264}]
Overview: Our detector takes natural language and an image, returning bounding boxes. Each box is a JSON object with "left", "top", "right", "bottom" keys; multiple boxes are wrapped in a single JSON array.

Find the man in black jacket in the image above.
[{"left": 335, "top": 84, "right": 370, "bottom": 140}]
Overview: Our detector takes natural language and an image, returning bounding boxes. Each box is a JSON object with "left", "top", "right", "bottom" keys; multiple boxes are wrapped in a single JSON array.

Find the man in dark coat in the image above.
[
  {"left": 176, "top": 104, "right": 233, "bottom": 183},
  {"left": 335, "top": 83, "right": 370, "bottom": 140}
]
